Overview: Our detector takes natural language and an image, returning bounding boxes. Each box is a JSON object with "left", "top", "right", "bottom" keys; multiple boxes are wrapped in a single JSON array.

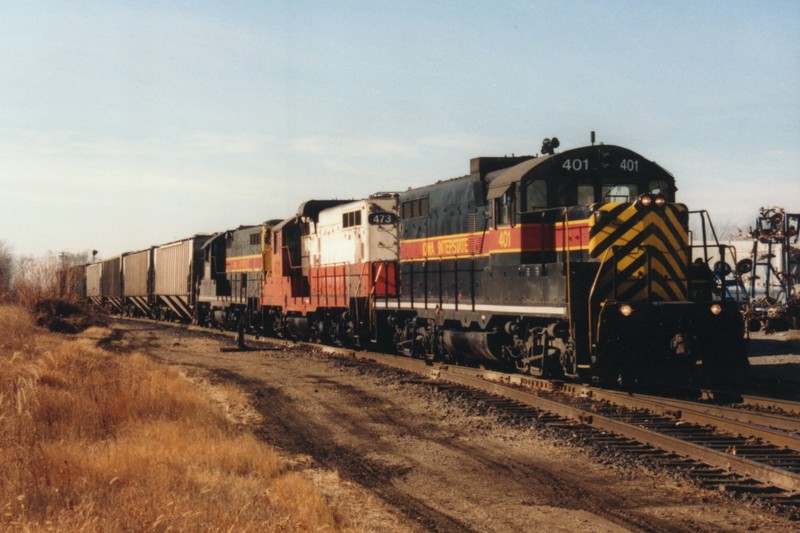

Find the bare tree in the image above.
[
  {"left": 13, "top": 255, "right": 62, "bottom": 308},
  {"left": 0, "top": 240, "right": 14, "bottom": 301},
  {"left": 58, "top": 251, "right": 91, "bottom": 268},
  {"left": 714, "top": 219, "right": 750, "bottom": 242},
  {"left": 690, "top": 216, "right": 751, "bottom": 244}
]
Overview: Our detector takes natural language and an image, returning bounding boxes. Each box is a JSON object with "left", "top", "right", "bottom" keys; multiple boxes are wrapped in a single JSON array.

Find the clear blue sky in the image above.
[{"left": 2, "top": 1, "right": 798, "bottom": 258}]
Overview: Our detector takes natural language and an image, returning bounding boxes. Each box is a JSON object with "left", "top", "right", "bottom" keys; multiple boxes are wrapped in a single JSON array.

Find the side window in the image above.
[
  {"left": 494, "top": 188, "right": 515, "bottom": 226},
  {"left": 521, "top": 179, "right": 547, "bottom": 212},
  {"left": 577, "top": 184, "right": 595, "bottom": 205},
  {"left": 494, "top": 198, "right": 505, "bottom": 226}
]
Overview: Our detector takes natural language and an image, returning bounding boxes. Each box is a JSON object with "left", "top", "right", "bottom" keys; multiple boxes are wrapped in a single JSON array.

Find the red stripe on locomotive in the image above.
[
  {"left": 225, "top": 255, "right": 262, "bottom": 272},
  {"left": 400, "top": 221, "right": 591, "bottom": 260}
]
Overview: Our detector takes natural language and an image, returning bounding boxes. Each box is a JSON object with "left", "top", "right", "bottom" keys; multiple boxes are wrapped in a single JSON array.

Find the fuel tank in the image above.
[{"left": 442, "top": 330, "right": 501, "bottom": 361}]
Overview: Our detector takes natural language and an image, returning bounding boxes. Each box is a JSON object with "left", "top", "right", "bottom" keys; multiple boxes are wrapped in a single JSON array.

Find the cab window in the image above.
[
  {"left": 556, "top": 183, "right": 595, "bottom": 206},
  {"left": 494, "top": 187, "right": 515, "bottom": 226},
  {"left": 577, "top": 185, "right": 595, "bottom": 205},
  {"left": 602, "top": 184, "right": 638, "bottom": 202},
  {"left": 521, "top": 179, "right": 547, "bottom": 212},
  {"left": 648, "top": 179, "right": 672, "bottom": 199}
]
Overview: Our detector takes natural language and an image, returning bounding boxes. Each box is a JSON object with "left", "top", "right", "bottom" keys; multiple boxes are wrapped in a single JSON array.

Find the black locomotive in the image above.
[{"left": 374, "top": 140, "right": 747, "bottom": 384}]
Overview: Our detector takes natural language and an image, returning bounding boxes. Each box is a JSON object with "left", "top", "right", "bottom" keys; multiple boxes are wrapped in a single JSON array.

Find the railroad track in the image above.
[
  {"left": 696, "top": 384, "right": 800, "bottom": 415},
  {"left": 557, "top": 386, "right": 800, "bottom": 447},
  {"left": 733, "top": 394, "right": 800, "bottom": 416},
  {"left": 114, "top": 318, "right": 800, "bottom": 513},
  {"left": 311, "top": 346, "right": 800, "bottom": 512}
]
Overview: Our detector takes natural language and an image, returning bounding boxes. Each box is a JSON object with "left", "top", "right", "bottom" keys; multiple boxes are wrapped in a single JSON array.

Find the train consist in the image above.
[{"left": 63, "top": 139, "right": 749, "bottom": 385}]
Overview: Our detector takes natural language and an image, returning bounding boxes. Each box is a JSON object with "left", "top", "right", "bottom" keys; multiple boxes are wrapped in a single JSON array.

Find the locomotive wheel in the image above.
[
  {"left": 524, "top": 350, "right": 561, "bottom": 378},
  {"left": 559, "top": 344, "right": 577, "bottom": 379},
  {"left": 520, "top": 328, "right": 564, "bottom": 378}
]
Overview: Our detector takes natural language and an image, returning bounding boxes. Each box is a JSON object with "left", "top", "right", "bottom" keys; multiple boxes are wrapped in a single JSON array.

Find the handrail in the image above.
[
  {"left": 588, "top": 247, "right": 613, "bottom": 350},
  {"left": 562, "top": 207, "right": 573, "bottom": 337}
]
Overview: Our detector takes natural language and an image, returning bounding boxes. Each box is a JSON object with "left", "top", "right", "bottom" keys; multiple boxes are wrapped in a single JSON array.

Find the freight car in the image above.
[
  {"left": 100, "top": 256, "right": 123, "bottom": 314},
  {"left": 122, "top": 248, "right": 154, "bottom": 317},
  {"left": 152, "top": 235, "right": 211, "bottom": 322},
  {"left": 86, "top": 262, "right": 102, "bottom": 308},
  {"left": 374, "top": 140, "right": 747, "bottom": 384},
  {"left": 82, "top": 255, "right": 125, "bottom": 314}
]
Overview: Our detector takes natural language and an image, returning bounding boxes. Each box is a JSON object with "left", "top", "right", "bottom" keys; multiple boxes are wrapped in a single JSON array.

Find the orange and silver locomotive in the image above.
[{"left": 261, "top": 195, "right": 399, "bottom": 346}]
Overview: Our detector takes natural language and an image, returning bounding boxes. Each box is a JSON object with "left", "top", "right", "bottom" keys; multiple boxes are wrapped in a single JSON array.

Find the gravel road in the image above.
[{"left": 92, "top": 321, "right": 798, "bottom": 533}]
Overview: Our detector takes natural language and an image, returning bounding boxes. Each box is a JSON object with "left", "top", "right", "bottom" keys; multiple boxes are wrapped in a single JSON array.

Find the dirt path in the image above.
[{"left": 92, "top": 321, "right": 797, "bottom": 533}]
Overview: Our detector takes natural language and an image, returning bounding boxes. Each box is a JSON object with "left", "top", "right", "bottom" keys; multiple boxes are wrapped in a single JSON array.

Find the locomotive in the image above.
[
  {"left": 375, "top": 141, "right": 746, "bottom": 383},
  {"left": 64, "top": 138, "right": 748, "bottom": 385},
  {"left": 260, "top": 195, "right": 398, "bottom": 345}
]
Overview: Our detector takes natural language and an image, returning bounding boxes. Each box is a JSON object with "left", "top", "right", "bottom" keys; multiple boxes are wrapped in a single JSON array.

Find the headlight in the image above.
[
  {"left": 639, "top": 195, "right": 653, "bottom": 207},
  {"left": 654, "top": 194, "right": 666, "bottom": 207},
  {"left": 619, "top": 304, "right": 633, "bottom": 317},
  {"left": 710, "top": 303, "right": 722, "bottom": 315}
]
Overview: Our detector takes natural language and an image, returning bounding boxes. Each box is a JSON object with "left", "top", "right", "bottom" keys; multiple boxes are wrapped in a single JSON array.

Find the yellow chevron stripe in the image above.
[
  {"left": 652, "top": 254, "right": 687, "bottom": 284},
  {"left": 590, "top": 203, "right": 691, "bottom": 303},
  {"left": 664, "top": 207, "right": 689, "bottom": 245}
]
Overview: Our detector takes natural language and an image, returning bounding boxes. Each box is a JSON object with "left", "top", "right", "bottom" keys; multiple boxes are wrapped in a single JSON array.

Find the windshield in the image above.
[{"left": 602, "top": 184, "right": 638, "bottom": 202}]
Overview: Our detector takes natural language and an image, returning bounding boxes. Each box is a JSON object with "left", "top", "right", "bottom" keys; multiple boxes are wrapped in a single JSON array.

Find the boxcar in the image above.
[
  {"left": 100, "top": 256, "right": 123, "bottom": 313},
  {"left": 153, "top": 235, "right": 210, "bottom": 321},
  {"left": 86, "top": 262, "right": 102, "bottom": 306},
  {"left": 122, "top": 248, "right": 154, "bottom": 317}
]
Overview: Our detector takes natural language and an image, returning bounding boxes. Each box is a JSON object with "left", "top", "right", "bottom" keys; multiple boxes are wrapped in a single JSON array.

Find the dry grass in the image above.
[{"left": 0, "top": 305, "right": 354, "bottom": 532}]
